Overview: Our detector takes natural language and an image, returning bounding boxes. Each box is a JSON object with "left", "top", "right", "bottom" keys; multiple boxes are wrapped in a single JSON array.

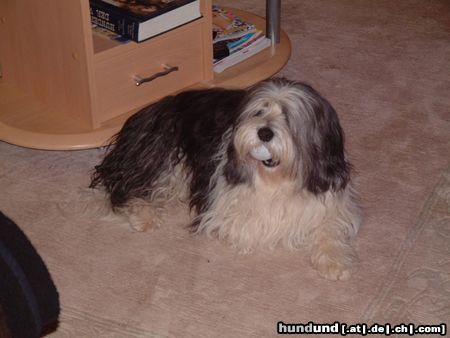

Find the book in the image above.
[
  {"left": 213, "top": 36, "right": 271, "bottom": 73},
  {"left": 212, "top": 5, "right": 270, "bottom": 73},
  {"left": 212, "top": 4, "right": 255, "bottom": 43},
  {"left": 213, "top": 30, "right": 263, "bottom": 60},
  {"left": 90, "top": 0, "right": 201, "bottom": 42},
  {"left": 92, "top": 24, "right": 131, "bottom": 44},
  {"left": 226, "top": 30, "right": 264, "bottom": 53}
]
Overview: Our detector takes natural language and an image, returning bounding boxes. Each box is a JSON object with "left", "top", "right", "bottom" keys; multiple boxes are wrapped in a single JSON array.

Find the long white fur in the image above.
[{"left": 197, "top": 178, "right": 360, "bottom": 251}]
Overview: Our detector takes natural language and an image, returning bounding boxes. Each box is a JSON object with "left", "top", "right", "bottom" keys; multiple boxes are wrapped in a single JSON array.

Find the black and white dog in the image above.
[{"left": 90, "top": 77, "right": 361, "bottom": 280}]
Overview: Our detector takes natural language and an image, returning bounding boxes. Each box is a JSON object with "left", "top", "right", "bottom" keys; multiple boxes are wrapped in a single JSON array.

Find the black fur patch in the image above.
[
  {"left": 294, "top": 83, "right": 350, "bottom": 194},
  {"left": 90, "top": 88, "right": 247, "bottom": 214}
]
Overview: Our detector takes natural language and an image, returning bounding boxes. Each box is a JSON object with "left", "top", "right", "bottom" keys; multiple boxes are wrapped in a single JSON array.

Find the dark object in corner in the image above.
[
  {"left": 0, "top": 211, "right": 60, "bottom": 338},
  {"left": 213, "top": 40, "right": 230, "bottom": 60}
]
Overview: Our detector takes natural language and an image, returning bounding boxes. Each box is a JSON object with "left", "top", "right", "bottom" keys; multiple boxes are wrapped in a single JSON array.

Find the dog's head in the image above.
[{"left": 227, "top": 78, "right": 350, "bottom": 194}]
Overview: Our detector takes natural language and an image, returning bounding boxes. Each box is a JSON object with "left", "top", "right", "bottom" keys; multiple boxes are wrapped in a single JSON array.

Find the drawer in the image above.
[{"left": 93, "top": 22, "right": 205, "bottom": 125}]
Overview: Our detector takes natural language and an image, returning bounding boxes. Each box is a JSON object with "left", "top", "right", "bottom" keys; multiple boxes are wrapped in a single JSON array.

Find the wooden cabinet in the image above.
[{"left": 0, "top": 0, "right": 290, "bottom": 150}]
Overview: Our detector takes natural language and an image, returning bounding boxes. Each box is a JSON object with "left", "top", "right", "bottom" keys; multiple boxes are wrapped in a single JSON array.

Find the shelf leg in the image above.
[{"left": 266, "top": 0, "right": 281, "bottom": 44}]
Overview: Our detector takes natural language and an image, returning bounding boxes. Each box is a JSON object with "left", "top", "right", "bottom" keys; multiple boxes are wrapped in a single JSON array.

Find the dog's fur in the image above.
[{"left": 90, "top": 78, "right": 361, "bottom": 280}]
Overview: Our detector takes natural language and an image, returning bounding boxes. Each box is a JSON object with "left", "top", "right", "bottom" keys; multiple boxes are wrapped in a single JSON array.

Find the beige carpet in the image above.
[{"left": 1, "top": 0, "right": 450, "bottom": 337}]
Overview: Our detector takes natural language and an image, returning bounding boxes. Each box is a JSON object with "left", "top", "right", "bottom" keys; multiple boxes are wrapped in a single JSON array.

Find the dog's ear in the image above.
[{"left": 294, "top": 84, "right": 351, "bottom": 194}]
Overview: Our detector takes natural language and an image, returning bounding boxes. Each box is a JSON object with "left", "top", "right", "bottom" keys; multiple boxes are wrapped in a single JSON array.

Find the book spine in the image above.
[
  {"left": 213, "top": 38, "right": 271, "bottom": 73},
  {"left": 89, "top": 1, "right": 139, "bottom": 42},
  {"left": 229, "top": 31, "right": 263, "bottom": 53}
]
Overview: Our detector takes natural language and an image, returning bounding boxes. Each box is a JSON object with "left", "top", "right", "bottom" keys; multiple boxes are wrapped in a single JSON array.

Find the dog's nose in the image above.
[{"left": 257, "top": 127, "right": 274, "bottom": 142}]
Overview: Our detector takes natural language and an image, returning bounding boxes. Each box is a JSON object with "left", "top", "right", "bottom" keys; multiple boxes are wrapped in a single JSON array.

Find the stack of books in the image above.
[
  {"left": 212, "top": 5, "right": 271, "bottom": 73},
  {"left": 91, "top": 25, "right": 131, "bottom": 45},
  {"left": 90, "top": 0, "right": 201, "bottom": 43}
]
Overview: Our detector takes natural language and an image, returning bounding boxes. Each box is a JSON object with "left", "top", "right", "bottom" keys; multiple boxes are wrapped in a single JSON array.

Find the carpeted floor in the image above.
[{"left": 1, "top": 0, "right": 449, "bottom": 337}]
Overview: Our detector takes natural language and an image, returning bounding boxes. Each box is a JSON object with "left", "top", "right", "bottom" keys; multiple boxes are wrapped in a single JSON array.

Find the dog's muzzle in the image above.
[{"left": 250, "top": 127, "right": 280, "bottom": 168}]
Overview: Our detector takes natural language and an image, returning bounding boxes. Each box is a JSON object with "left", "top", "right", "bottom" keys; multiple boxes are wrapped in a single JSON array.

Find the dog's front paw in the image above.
[
  {"left": 129, "top": 219, "right": 150, "bottom": 232},
  {"left": 124, "top": 200, "right": 163, "bottom": 232},
  {"left": 128, "top": 215, "right": 161, "bottom": 232},
  {"left": 311, "top": 248, "right": 355, "bottom": 281}
]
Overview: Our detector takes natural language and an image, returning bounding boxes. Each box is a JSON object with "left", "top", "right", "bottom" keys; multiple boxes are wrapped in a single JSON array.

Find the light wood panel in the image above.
[{"left": 0, "top": 0, "right": 95, "bottom": 127}]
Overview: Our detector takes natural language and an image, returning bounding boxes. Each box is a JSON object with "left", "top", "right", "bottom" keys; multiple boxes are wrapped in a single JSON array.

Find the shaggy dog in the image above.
[{"left": 90, "top": 77, "right": 361, "bottom": 280}]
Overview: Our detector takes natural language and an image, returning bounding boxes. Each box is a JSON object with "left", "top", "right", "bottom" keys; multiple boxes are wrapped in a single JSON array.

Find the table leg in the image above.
[{"left": 266, "top": 0, "right": 281, "bottom": 43}]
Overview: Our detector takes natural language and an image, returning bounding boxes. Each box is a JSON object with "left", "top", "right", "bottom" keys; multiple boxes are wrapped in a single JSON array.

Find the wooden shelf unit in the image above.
[{"left": 0, "top": 0, "right": 291, "bottom": 150}]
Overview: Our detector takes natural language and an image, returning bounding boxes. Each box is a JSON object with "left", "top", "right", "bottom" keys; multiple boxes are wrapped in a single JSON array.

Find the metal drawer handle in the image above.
[{"left": 134, "top": 64, "right": 179, "bottom": 86}]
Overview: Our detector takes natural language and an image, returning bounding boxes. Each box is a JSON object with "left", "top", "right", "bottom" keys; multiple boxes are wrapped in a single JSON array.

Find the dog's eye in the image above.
[{"left": 254, "top": 110, "right": 263, "bottom": 117}]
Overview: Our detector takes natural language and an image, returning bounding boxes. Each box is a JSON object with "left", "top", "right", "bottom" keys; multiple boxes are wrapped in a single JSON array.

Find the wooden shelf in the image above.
[{"left": 0, "top": 9, "right": 291, "bottom": 150}]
